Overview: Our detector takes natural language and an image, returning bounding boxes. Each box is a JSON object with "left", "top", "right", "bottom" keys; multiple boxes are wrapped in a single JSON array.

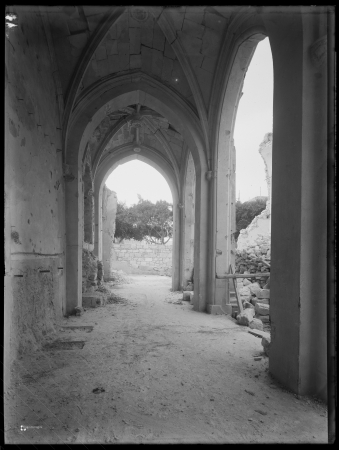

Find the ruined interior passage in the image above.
[{"left": 5, "top": 5, "right": 334, "bottom": 445}]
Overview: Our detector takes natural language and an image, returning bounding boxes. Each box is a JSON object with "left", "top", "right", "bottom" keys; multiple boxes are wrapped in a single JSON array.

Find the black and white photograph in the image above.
[{"left": 4, "top": 5, "right": 335, "bottom": 444}]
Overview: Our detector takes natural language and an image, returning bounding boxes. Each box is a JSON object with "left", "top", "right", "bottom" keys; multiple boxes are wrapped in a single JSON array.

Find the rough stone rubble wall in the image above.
[
  {"left": 236, "top": 133, "right": 272, "bottom": 280},
  {"left": 5, "top": 11, "right": 66, "bottom": 358},
  {"left": 111, "top": 240, "right": 172, "bottom": 276}
]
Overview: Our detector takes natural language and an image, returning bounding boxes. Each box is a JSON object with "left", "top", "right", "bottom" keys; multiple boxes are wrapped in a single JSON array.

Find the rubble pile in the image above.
[
  {"left": 235, "top": 277, "right": 270, "bottom": 335},
  {"left": 82, "top": 249, "right": 105, "bottom": 293},
  {"left": 235, "top": 234, "right": 271, "bottom": 288}
]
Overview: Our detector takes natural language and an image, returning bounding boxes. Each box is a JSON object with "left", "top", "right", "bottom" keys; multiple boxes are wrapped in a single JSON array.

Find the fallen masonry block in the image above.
[
  {"left": 249, "top": 318, "right": 264, "bottom": 331},
  {"left": 236, "top": 308, "right": 255, "bottom": 326},
  {"left": 74, "top": 306, "right": 83, "bottom": 316},
  {"left": 249, "top": 283, "right": 261, "bottom": 296},
  {"left": 262, "top": 335, "right": 271, "bottom": 356},
  {"left": 82, "top": 293, "right": 104, "bottom": 308},
  {"left": 257, "top": 289, "right": 270, "bottom": 299},
  {"left": 255, "top": 302, "right": 270, "bottom": 316},
  {"left": 239, "top": 286, "right": 251, "bottom": 296},
  {"left": 182, "top": 291, "right": 191, "bottom": 301},
  {"left": 258, "top": 314, "right": 270, "bottom": 323},
  {"left": 251, "top": 297, "right": 269, "bottom": 307},
  {"left": 243, "top": 301, "right": 254, "bottom": 310}
]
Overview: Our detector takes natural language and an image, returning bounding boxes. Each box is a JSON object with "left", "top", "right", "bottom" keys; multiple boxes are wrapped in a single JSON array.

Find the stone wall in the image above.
[
  {"left": 5, "top": 10, "right": 65, "bottom": 363},
  {"left": 111, "top": 240, "right": 172, "bottom": 276}
]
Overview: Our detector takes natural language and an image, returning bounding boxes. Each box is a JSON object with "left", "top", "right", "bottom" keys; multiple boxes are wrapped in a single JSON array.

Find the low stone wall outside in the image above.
[{"left": 111, "top": 240, "right": 172, "bottom": 276}]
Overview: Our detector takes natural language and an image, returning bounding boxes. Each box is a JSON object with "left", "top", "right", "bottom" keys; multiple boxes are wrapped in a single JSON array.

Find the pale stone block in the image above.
[
  {"left": 258, "top": 315, "right": 270, "bottom": 323},
  {"left": 236, "top": 308, "right": 255, "bottom": 326},
  {"left": 249, "top": 282, "right": 261, "bottom": 295},
  {"left": 243, "top": 301, "right": 254, "bottom": 310},
  {"left": 249, "top": 318, "right": 264, "bottom": 331},
  {"left": 255, "top": 302, "right": 270, "bottom": 316},
  {"left": 183, "top": 291, "right": 191, "bottom": 301},
  {"left": 251, "top": 298, "right": 269, "bottom": 307},
  {"left": 257, "top": 289, "right": 270, "bottom": 299},
  {"left": 239, "top": 286, "right": 250, "bottom": 296},
  {"left": 82, "top": 293, "right": 102, "bottom": 308}
]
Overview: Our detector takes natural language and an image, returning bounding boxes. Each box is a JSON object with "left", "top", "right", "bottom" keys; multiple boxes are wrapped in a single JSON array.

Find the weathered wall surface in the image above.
[
  {"left": 5, "top": 11, "right": 65, "bottom": 367},
  {"left": 237, "top": 208, "right": 271, "bottom": 252},
  {"left": 259, "top": 133, "right": 272, "bottom": 209},
  {"left": 102, "top": 186, "right": 118, "bottom": 277},
  {"left": 111, "top": 240, "right": 172, "bottom": 276}
]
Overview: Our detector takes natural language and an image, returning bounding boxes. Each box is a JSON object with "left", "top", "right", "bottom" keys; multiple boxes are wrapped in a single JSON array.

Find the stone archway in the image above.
[
  {"left": 65, "top": 81, "right": 209, "bottom": 315},
  {"left": 212, "top": 32, "right": 267, "bottom": 314},
  {"left": 93, "top": 148, "right": 180, "bottom": 290}
]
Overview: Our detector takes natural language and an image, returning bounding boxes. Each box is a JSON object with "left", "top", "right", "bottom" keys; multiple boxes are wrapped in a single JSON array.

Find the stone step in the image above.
[{"left": 82, "top": 293, "right": 104, "bottom": 308}]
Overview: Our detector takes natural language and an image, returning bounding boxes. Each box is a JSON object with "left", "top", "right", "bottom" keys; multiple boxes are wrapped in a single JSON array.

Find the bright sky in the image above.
[
  {"left": 105, "top": 160, "right": 173, "bottom": 206},
  {"left": 106, "top": 38, "right": 273, "bottom": 206},
  {"left": 234, "top": 38, "right": 273, "bottom": 202}
]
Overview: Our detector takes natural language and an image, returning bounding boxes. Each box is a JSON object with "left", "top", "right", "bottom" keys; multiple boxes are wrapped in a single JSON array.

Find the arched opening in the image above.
[
  {"left": 232, "top": 37, "right": 273, "bottom": 322},
  {"left": 213, "top": 33, "right": 268, "bottom": 315},
  {"left": 93, "top": 150, "right": 180, "bottom": 290},
  {"left": 65, "top": 83, "right": 209, "bottom": 316},
  {"left": 104, "top": 159, "right": 174, "bottom": 279}
]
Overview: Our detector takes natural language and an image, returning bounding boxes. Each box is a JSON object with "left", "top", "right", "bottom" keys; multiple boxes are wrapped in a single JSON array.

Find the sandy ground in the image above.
[{"left": 5, "top": 275, "right": 328, "bottom": 444}]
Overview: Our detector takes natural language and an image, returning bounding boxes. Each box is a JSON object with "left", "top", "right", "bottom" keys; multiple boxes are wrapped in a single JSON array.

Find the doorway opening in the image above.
[
  {"left": 232, "top": 37, "right": 273, "bottom": 329},
  {"left": 104, "top": 159, "right": 174, "bottom": 280}
]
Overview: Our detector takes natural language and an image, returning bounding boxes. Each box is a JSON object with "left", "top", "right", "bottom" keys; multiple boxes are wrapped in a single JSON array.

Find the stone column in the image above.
[
  {"left": 183, "top": 153, "right": 195, "bottom": 288},
  {"left": 259, "top": 132, "right": 273, "bottom": 230},
  {"left": 65, "top": 163, "right": 83, "bottom": 314},
  {"left": 212, "top": 37, "right": 260, "bottom": 315},
  {"left": 102, "top": 186, "right": 117, "bottom": 279},
  {"left": 192, "top": 163, "right": 210, "bottom": 313},
  {"left": 171, "top": 189, "right": 181, "bottom": 291},
  {"left": 263, "top": 11, "right": 328, "bottom": 401},
  {"left": 213, "top": 135, "right": 236, "bottom": 315},
  {"left": 93, "top": 184, "right": 103, "bottom": 260}
]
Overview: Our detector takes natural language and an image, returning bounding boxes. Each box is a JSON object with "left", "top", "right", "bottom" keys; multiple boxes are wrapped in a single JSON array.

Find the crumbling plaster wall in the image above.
[{"left": 5, "top": 11, "right": 65, "bottom": 366}]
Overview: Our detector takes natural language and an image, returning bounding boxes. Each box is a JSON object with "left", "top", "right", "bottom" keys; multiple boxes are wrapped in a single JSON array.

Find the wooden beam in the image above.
[{"left": 216, "top": 273, "right": 270, "bottom": 279}]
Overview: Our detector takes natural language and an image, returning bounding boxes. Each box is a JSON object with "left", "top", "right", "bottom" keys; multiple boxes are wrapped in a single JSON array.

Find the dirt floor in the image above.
[{"left": 5, "top": 275, "right": 328, "bottom": 444}]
